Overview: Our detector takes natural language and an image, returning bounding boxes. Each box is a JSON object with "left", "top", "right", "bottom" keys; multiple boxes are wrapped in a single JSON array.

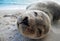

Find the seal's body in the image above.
[
  {"left": 27, "top": 1, "right": 60, "bottom": 21},
  {"left": 17, "top": 1, "right": 60, "bottom": 39}
]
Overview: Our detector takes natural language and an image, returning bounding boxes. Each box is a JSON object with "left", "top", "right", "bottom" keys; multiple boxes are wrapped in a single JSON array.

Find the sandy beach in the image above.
[{"left": 0, "top": 6, "right": 60, "bottom": 41}]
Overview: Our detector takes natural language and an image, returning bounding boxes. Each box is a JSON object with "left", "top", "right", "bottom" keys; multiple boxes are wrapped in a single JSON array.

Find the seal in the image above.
[{"left": 17, "top": 1, "right": 60, "bottom": 39}]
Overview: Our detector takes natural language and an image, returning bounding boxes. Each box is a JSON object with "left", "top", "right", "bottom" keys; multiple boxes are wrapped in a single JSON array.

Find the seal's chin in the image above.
[
  {"left": 22, "top": 29, "right": 45, "bottom": 39},
  {"left": 21, "top": 28, "right": 36, "bottom": 39},
  {"left": 21, "top": 26, "right": 44, "bottom": 39}
]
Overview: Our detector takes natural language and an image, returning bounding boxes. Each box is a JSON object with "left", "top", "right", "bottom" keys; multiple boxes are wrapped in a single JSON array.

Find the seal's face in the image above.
[{"left": 17, "top": 10, "right": 51, "bottom": 39}]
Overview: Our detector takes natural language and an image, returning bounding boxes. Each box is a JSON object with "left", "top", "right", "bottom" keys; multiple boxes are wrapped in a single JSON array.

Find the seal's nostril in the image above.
[
  {"left": 21, "top": 16, "right": 29, "bottom": 26},
  {"left": 23, "top": 17, "right": 28, "bottom": 20}
]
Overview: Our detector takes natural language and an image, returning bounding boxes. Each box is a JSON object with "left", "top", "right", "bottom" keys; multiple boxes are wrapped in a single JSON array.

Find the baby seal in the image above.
[
  {"left": 17, "top": 1, "right": 60, "bottom": 39},
  {"left": 17, "top": 10, "right": 51, "bottom": 39}
]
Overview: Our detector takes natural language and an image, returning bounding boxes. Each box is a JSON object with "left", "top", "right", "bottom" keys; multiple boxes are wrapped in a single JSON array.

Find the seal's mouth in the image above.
[
  {"left": 22, "top": 23, "right": 46, "bottom": 37},
  {"left": 23, "top": 27, "right": 35, "bottom": 35},
  {"left": 22, "top": 26, "right": 45, "bottom": 39}
]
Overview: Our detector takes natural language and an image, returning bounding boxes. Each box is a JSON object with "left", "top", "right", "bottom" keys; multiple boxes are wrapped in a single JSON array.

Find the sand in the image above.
[{"left": 0, "top": 9, "right": 60, "bottom": 41}]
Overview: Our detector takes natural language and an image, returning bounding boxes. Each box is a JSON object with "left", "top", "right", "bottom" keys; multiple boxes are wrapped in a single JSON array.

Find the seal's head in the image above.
[{"left": 17, "top": 10, "right": 51, "bottom": 39}]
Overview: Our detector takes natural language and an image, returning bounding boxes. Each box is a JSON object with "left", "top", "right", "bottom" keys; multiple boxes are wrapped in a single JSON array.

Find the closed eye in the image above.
[{"left": 34, "top": 12, "right": 38, "bottom": 16}]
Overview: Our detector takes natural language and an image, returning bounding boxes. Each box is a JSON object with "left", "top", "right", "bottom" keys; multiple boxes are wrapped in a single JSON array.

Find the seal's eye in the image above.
[
  {"left": 21, "top": 17, "right": 29, "bottom": 26},
  {"left": 34, "top": 12, "right": 38, "bottom": 16}
]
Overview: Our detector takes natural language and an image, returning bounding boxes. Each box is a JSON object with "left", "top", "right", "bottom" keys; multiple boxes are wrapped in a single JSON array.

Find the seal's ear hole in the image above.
[
  {"left": 21, "top": 17, "right": 29, "bottom": 26},
  {"left": 34, "top": 12, "right": 38, "bottom": 16}
]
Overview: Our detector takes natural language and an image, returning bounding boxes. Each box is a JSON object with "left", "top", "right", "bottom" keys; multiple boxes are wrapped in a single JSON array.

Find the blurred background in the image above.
[{"left": 0, "top": 0, "right": 60, "bottom": 10}]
